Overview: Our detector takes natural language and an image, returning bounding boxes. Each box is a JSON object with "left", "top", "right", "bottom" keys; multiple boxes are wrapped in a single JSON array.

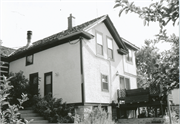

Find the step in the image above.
[
  {"left": 21, "top": 113, "right": 39, "bottom": 117},
  {"left": 19, "top": 110, "right": 34, "bottom": 113},
  {"left": 28, "top": 119, "right": 49, "bottom": 124},
  {"left": 22, "top": 116, "right": 44, "bottom": 120}
]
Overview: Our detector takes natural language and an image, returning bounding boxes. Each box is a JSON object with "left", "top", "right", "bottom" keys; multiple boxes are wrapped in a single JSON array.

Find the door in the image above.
[{"left": 29, "top": 73, "right": 39, "bottom": 96}]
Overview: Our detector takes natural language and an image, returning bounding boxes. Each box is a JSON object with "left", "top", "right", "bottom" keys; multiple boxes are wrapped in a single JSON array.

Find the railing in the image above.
[{"left": 117, "top": 84, "right": 161, "bottom": 100}]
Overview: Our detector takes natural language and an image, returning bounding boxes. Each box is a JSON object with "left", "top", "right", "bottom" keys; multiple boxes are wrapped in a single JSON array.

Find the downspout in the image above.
[
  {"left": 107, "top": 58, "right": 112, "bottom": 116},
  {"left": 79, "top": 37, "right": 85, "bottom": 105}
]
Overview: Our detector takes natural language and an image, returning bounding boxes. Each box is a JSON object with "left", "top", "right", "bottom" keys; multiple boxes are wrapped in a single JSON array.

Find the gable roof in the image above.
[
  {"left": 121, "top": 37, "right": 139, "bottom": 51},
  {"left": 0, "top": 46, "right": 15, "bottom": 58},
  {"left": 8, "top": 15, "right": 137, "bottom": 61}
]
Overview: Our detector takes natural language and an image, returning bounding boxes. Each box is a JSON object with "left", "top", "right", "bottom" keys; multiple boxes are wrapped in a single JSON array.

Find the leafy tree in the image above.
[
  {"left": 114, "top": 0, "right": 179, "bottom": 38},
  {"left": 114, "top": 0, "right": 179, "bottom": 92},
  {"left": 136, "top": 35, "right": 179, "bottom": 93},
  {"left": 136, "top": 39, "right": 160, "bottom": 88}
]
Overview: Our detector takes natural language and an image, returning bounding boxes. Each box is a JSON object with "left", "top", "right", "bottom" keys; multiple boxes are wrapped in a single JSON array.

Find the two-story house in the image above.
[{"left": 7, "top": 14, "right": 139, "bottom": 118}]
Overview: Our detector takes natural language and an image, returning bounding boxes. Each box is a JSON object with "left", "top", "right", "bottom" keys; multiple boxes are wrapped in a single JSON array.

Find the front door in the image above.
[{"left": 29, "top": 73, "right": 39, "bottom": 96}]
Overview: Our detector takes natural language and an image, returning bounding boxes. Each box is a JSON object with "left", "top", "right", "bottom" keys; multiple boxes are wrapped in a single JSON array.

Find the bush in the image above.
[
  {"left": 0, "top": 75, "right": 32, "bottom": 124},
  {"left": 77, "top": 105, "right": 115, "bottom": 124},
  {"left": 33, "top": 93, "right": 74, "bottom": 123},
  {"left": 8, "top": 71, "right": 31, "bottom": 107}
]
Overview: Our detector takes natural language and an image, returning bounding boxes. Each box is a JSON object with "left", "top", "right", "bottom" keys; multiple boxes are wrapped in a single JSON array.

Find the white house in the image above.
[{"left": 8, "top": 14, "right": 139, "bottom": 117}]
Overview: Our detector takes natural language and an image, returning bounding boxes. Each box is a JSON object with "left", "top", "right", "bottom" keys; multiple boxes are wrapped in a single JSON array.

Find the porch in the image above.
[{"left": 114, "top": 84, "right": 167, "bottom": 120}]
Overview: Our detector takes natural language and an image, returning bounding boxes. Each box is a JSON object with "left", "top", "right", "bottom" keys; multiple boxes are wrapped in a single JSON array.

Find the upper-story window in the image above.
[
  {"left": 107, "top": 37, "right": 113, "bottom": 60},
  {"left": 26, "top": 54, "right": 33, "bottom": 66},
  {"left": 101, "top": 74, "right": 109, "bottom": 92},
  {"left": 96, "top": 32, "right": 103, "bottom": 56},
  {"left": 126, "top": 49, "right": 133, "bottom": 63}
]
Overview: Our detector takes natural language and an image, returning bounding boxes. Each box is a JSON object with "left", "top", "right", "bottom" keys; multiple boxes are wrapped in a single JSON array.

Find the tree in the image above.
[
  {"left": 136, "top": 39, "right": 160, "bottom": 88},
  {"left": 114, "top": 0, "right": 179, "bottom": 92},
  {"left": 114, "top": 0, "right": 179, "bottom": 38},
  {"left": 136, "top": 35, "right": 179, "bottom": 93}
]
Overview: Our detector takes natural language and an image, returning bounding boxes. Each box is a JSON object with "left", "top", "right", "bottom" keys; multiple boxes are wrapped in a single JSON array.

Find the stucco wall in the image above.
[
  {"left": 83, "top": 23, "right": 137, "bottom": 104},
  {"left": 9, "top": 41, "right": 82, "bottom": 103}
]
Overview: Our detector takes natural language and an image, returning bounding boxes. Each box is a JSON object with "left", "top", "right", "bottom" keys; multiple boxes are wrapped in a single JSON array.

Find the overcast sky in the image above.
[{"left": 0, "top": 0, "right": 179, "bottom": 50}]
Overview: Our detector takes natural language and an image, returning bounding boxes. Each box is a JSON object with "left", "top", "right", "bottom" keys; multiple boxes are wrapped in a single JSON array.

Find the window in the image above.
[
  {"left": 119, "top": 76, "right": 130, "bottom": 90},
  {"left": 26, "top": 54, "right": 33, "bottom": 66},
  {"left": 96, "top": 32, "right": 103, "bottom": 55},
  {"left": 107, "top": 37, "right": 113, "bottom": 60},
  {"left": 101, "top": 74, "right": 109, "bottom": 91},
  {"left": 125, "top": 78, "right": 130, "bottom": 90},
  {"left": 44, "top": 72, "right": 52, "bottom": 96},
  {"left": 126, "top": 49, "right": 133, "bottom": 63}
]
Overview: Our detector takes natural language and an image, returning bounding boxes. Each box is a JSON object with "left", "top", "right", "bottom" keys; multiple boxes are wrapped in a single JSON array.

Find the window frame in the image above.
[
  {"left": 95, "top": 31, "right": 104, "bottom": 56},
  {"left": 26, "top": 54, "right": 34, "bottom": 66},
  {"left": 101, "top": 74, "right": 109, "bottom": 92},
  {"left": 106, "top": 36, "right": 114, "bottom": 60},
  {"left": 44, "top": 72, "right": 53, "bottom": 96},
  {"left": 126, "top": 49, "right": 133, "bottom": 64},
  {"left": 119, "top": 75, "right": 131, "bottom": 90}
]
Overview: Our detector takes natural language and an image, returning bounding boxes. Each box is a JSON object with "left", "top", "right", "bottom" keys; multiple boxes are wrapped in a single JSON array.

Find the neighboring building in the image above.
[
  {"left": 7, "top": 14, "right": 139, "bottom": 118},
  {"left": 0, "top": 46, "right": 15, "bottom": 82}
]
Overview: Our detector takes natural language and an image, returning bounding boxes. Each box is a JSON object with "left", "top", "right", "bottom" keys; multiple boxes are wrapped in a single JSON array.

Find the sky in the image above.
[{"left": 0, "top": 0, "right": 179, "bottom": 50}]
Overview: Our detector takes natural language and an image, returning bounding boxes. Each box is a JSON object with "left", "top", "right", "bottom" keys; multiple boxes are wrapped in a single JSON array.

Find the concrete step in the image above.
[
  {"left": 19, "top": 110, "right": 34, "bottom": 114},
  {"left": 19, "top": 109, "right": 50, "bottom": 123},
  {"left": 21, "top": 113, "right": 39, "bottom": 117},
  {"left": 28, "top": 119, "right": 50, "bottom": 124},
  {"left": 23, "top": 116, "right": 44, "bottom": 120}
]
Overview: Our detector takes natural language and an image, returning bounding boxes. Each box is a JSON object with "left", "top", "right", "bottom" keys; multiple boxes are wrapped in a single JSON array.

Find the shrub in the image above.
[
  {"left": 33, "top": 93, "right": 74, "bottom": 123},
  {"left": 8, "top": 71, "right": 31, "bottom": 106},
  {"left": 77, "top": 105, "right": 115, "bottom": 124},
  {"left": 0, "top": 75, "right": 32, "bottom": 124}
]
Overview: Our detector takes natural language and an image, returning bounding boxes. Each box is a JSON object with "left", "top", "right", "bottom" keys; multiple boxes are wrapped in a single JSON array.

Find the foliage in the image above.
[
  {"left": 33, "top": 93, "right": 74, "bottom": 123},
  {"left": 114, "top": 0, "right": 179, "bottom": 38},
  {"left": 163, "top": 110, "right": 179, "bottom": 124},
  {"left": 77, "top": 105, "right": 115, "bottom": 124},
  {"left": 136, "top": 34, "right": 179, "bottom": 93},
  {"left": 0, "top": 75, "right": 32, "bottom": 124},
  {"left": 8, "top": 71, "right": 30, "bottom": 106},
  {"left": 114, "top": 0, "right": 179, "bottom": 93},
  {"left": 136, "top": 39, "right": 160, "bottom": 88}
]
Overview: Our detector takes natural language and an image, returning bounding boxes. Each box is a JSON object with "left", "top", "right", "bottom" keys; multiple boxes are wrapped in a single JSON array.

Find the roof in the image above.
[
  {"left": 0, "top": 46, "right": 15, "bottom": 57},
  {"left": 8, "top": 14, "right": 138, "bottom": 61},
  {"left": 121, "top": 37, "right": 139, "bottom": 51}
]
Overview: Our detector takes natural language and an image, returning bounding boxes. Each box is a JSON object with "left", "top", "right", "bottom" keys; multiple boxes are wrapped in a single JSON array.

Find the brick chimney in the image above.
[
  {"left": 68, "top": 14, "right": 75, "bottom": 30},
  {"left": 26, "top": 30, "right": 32, "bottom": 47}
]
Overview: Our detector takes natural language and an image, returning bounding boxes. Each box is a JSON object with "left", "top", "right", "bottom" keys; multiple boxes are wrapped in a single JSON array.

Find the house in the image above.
[
  {"left": 0, "top": 46, "right": 15, "bottom": 82},
  {"left": 7, "top": 14, "right": 139, "bottom": 118}
]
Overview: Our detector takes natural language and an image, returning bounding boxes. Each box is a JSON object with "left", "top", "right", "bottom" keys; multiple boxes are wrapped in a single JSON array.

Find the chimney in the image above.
[
  {"left": 27, "top": 30, "right": 32, "bottom": 47},
  {"left": 68, "top": 14, "right": 75, "bottom": 30}
]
